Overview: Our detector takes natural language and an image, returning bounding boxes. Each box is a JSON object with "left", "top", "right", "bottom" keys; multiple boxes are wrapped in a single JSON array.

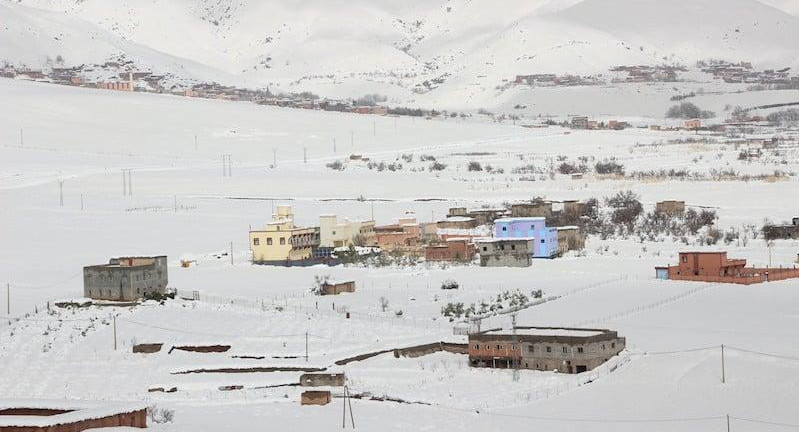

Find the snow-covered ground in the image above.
[{"left": 1, "top": 78, "right": 798, "bottom": 431}]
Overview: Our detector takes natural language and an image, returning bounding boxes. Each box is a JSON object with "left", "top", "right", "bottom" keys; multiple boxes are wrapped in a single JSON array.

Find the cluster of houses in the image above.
[
  {"left": 610, "top": 64, "right": 687, "bottom": 83},
  {"left": 0, "top": 63, "right": 392, "bottom": 117},
  {"left": 247, "top": 203, "right": 588, "bottom": 267},
  {"left": 513, "top": 73, "right": 603, "bottom": 87},
  {"left": 570, "top": 116, "right": 631, "bottom": 130},
  {"left": 698, "top": 60, "right": 799, "bottom": 86}
]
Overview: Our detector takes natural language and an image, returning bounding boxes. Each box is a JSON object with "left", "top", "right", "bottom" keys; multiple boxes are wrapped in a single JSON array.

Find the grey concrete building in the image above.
[
  {"left": 468, "top": 327, "right": 626, "bottom": 374},
  {"left": 477, "top": 239, "right": 533, "bottom": 267},
  {"left": 83, "top": 256, "right": 168, "bottom": 301}
]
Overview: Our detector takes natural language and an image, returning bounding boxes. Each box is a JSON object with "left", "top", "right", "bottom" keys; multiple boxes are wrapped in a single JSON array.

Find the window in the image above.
[
  {"left": 546, "top": 346, "right": 552, "bottom": 353},
  {"left": 474, "top": 344, "right": 480, "bottom": 350},
  {"left": 511, "top": 245, "right": 516, "bottom": 250},
  {"left": 682, "top": 255, "right": 688, "bottom": 263},
  {"left": 267, "top": 238, "right": 273, "bottom": 246},
  {"left": 496, "top": 345, "right": 503, "bottom": 350},
  {"left": 541, "top": 239, "right": 545, "bottom": 243},
  {"left": 253, "top": 238, "right": 260, "bottom": 246},
  {"left": 611, "top": 343, "right": 616, "bottom": 348},
  {"left": 502, "top": 226, "right": 507, "bottom": 231},
  {"left": 332, "top": 231, "right": 336, "bottom": 235},
  {"left": 528, "top": 346, "right": 535, "bottom": 353},
  {"left": 601, "top": 344, "right": 606, "bottom": 350},
  {"left": 562, "top": 346, "right": 568, "bottom": 353},
  {"left": 577, "top": 347, "right": 584, "bottom": 353},
  {"left": 500, "top": 245, "right": 505, "bottom": 250},
  {"left": 280, "top": 237, "right": 286, "bottom": 245},
  {"left": 482, "top": 247, "right": 488, "bottom": 252},
  {"left": 511, "top": 344, "right": 517, "bottom": 351}
]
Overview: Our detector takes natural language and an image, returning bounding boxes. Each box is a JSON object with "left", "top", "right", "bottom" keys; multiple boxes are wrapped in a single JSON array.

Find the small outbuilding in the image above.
[
  {"left": 301, "top": 391, "right": 332, "bottom": 406},
  {"left": 299, "top": 373, "right": 345, "bottom": 387},
  {"left": 321, "top": 281, "right": 356, "bottom": 296}
]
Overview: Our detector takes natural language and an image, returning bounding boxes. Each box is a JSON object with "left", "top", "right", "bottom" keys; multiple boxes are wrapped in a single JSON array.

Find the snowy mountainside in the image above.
[{"left": 3, "top": 0, "right": 799, "bottom": 106}]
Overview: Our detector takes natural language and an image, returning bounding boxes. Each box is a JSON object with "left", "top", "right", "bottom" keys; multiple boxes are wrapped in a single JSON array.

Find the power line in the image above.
[
  {"left": 727, "top": 346, "right": 799, "bottom": 362},
  {"left": 367, "top": 396, "right": 726, "bottom": 424},
  {"left": 11, "top": 272, "right": 82, "bottom": 290},
  {"left": 119, "top": 317, "right": 328, "bottom": 340},
  {"left": 632, "top": 345, "right": 719, "bottom": 356},
  {"left": 731, "top": 416, "right": 799, "bottom": 428}
]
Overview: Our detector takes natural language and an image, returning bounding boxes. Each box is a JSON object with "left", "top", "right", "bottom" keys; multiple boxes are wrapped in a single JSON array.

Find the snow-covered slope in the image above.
[{"left": 3, "top": 0, "right": 799, "bottom": 106}]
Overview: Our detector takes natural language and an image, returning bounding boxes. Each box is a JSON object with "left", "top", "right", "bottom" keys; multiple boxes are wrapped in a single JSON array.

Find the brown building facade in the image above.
[
  {"left": 468, "top": 327, "right": 626, "bottom": 374},
  {"left": 424, "top": 239, "right": 476, "bottom": 262},
  {"left": 321, "top": 281, "right": 355, "bottom": 295}
]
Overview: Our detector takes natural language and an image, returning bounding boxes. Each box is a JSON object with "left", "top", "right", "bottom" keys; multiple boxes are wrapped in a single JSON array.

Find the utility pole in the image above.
[
  {"left": 721, "top": 344, "right": 726, "bottom": 384},
  {"left": 194, "top": 133, "right": 198, "bottom": 151},
  {"left": 19, "top": 128, "right": 24, "bottom": 147},
  {"left": 342, "top": 386, "right": 355, "bottom": 428},
  {"left": 333, "top": 137, "right": 337, "bottom": 153},
  {"left": 174, "top": 195, "right": 178, "bottom": 212},
  {"left": 113, "top": 315, "right": 117, "bottom": 351},
  {"left": 305, "top": 331, "right": 309, "bottom": 362},
  {"left": 6, "top": 283, "right": 9, "bottom": 315},
  {"left": 80, "top": 194, "right": 84, "bottom": 211},
  {"left": 273, "top": 149, "right": 277, "bottom": 168},
  {"left": 303, "top": 147, "right": 307, "bottom": 164},
  {"left": 372, "top": 119, "right": 376, "bottom": 136},
  {"left": 58, "top": 179, "right": 64, "bottom": 207},
  {"left": 230, "top": 241, "right": 234, "bottom": 266},
  {"left": 511, "top": 313, "right": 519, "bottom": 382},
  {"left": 121, "top": 169, "right": 132, "bottom": 196},
  {"left": 350, "top": 130, "right": 354, "bottom": 153},
  {"left": 726, "top": 414, "right": 731, "bottom": 432},
  {"left": 222, "top": 155, "right": 232, "bottom": 177},
  {"left": 370, "top": 202, "right": 374, "bottom": 221}
]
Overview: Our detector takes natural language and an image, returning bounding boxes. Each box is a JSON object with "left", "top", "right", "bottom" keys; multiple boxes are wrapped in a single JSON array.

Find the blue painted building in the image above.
[{"left": 494, "top": 217, "right": 559, "bottom": 258}]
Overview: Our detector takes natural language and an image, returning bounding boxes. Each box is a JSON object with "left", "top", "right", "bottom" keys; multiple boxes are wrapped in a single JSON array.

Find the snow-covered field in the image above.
[{"left": 1, "top": 78, "right": 799, "bottom": 431}]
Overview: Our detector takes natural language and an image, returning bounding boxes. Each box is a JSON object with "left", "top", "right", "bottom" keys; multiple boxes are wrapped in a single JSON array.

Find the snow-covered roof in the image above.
[
  {"left": 441, "top": 216, "right": 475, "bottom": 222},
  {"left": 485, "top": 328, "right": 604, "bottom": 337},
  {"left": 475, "top": 237, "right": 535, "bottom": 243},
  {"left": 494, "top": 217, "right": 546, "bottom": 223},
  {"left": 0, "top": 399, "right": 147, "bottom": 428}
]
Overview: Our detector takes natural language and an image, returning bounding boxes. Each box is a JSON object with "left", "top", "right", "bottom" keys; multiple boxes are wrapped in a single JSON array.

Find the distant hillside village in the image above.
[
  {"left": 0, "top": 60, "right": 401, "bottom": 117},
  {"left": 510, "top": 60, "right": 799, "bottom": 89},
  {"left": 5, "top": 56, "right": 799, "bottom": 129}
]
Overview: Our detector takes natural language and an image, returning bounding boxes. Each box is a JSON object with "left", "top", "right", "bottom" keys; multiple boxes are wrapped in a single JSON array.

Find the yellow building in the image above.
[
  {"left": 319, "top": 214, "right": 375, "bottom": 248},
  {"left": 250, "top": 206, "right": 320, "bottom": 263}
]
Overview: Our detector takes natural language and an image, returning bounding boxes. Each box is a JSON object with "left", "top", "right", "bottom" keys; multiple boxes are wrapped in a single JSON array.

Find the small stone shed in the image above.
[
  {"left": 320, "top": 281, "right": 355, "bottom": 296},
  {"left": 300, "top": 391, "right": 332, "bottom": 406}
]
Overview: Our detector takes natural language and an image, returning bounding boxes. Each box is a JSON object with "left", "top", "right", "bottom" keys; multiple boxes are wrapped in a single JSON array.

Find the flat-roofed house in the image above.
[
  {"left": 83, "top": 256, "right": 168, "bottom": 301},
  {"left": 250, "top": 206, "right": 320, "bottom": 264},
  {"left": 468, "top": 327, "right": 626, "bottom": 373}
]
